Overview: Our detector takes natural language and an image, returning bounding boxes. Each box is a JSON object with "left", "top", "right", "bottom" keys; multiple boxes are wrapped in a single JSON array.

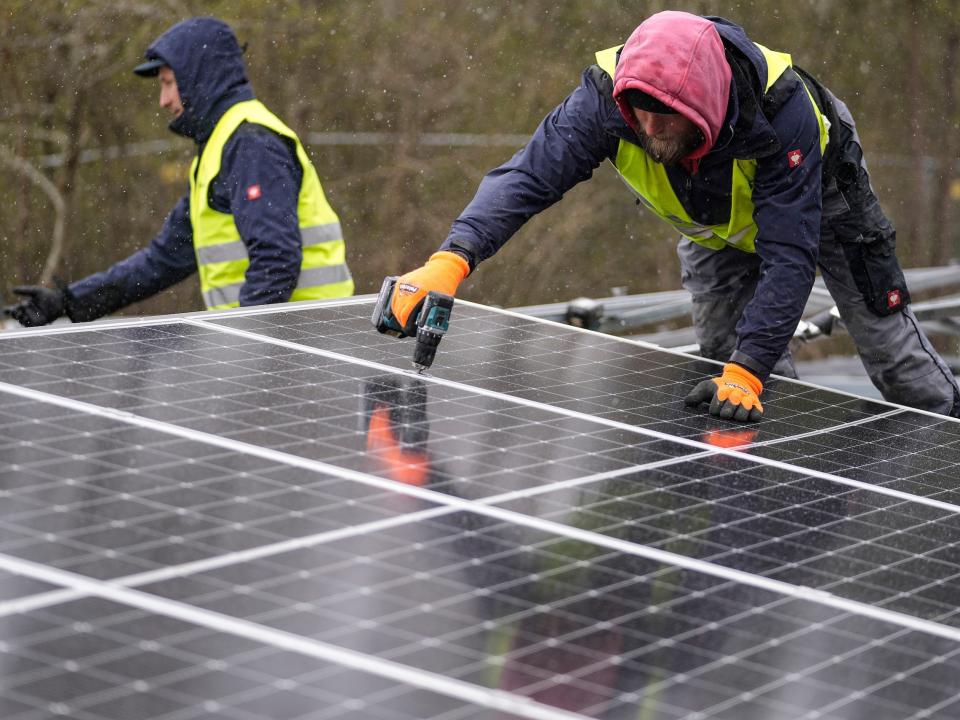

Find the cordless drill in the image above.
[{"left": 372, "top": 276, "right": 455, "bottom": 373}]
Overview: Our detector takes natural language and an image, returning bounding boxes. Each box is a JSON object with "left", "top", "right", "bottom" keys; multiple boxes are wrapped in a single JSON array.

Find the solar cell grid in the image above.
[
  {"left": 1, "top": 598, "right": 509, "bottom": 720},
  {"left": 132, "top": 516, "right": 960, "bottom": 719},
  {"left": 0, "top": 324, "right": 699, "bottom": 500},
  {"left": 207, "top": 305, "right": 895, "bottom": 437},
  {"left": 0, "top": 297, "right": 958, "bottom": 719},
  {"left": 0, "top": 568, "right": 59, "bottom": 602},
  {"left": 0, "top": 398, "right": 457, "bottom": 585},
  {"left": 750, "top": 411, "right": 960, "bottom": 497},
  {"left": 494, "top": 460, "right": 960, "bottom": 626}
]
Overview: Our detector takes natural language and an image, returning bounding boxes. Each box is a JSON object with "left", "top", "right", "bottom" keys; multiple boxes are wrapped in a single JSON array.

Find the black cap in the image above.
[
  {"left": 133, "top": 58, "right": 166, "bottom": 77},
  {"left": 621, "top": 88, "right": 677, "bottom": 114}
]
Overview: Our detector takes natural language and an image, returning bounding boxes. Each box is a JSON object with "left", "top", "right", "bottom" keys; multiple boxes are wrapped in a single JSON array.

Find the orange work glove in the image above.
[
  {"left": 390, "top": 251, "right": 470, "bottom": 333},
  {"left": 684, "top": 363, "right": 764, "bottom": 422}
]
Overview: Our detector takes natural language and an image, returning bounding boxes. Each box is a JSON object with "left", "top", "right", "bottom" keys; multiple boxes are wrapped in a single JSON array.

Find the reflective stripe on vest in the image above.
[
  {"left": 595, "top": 43, "right": 829, "bottom": 253},
  {"left": 194, "top": 221, "right": 344, "bottom": 264},
  {"left": 202, "top": 264, "right": 354, "bottom": 309},
  {"left": 189, "top": 99, "right": 354, "bottom": 310}
]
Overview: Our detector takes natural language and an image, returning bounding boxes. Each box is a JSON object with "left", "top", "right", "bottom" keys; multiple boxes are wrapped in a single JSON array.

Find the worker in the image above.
[
  {"left": 4, "top": 16, "right": 352, "bottom": 328},
  {"left": 384, "top": 11, "right": 960, "bottom": 422}
]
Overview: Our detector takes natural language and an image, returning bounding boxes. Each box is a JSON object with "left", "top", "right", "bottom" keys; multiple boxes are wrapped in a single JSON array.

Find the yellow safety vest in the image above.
[
  {"left": 188, "top": 99, "right": 354, "bottom": 309},
  {"left": 595, "top": 44, "right": 829, "bottom": 252}
]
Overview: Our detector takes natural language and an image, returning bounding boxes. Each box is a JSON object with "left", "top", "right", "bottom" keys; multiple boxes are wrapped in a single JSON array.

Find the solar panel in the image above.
[{"left": 1, "top": 297, "right": 959, "bottom": 720}]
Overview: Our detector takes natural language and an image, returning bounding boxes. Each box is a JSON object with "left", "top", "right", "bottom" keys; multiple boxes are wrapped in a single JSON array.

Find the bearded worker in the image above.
[{"left": 380, "top": 11, "right": 959, "bottom": 422}]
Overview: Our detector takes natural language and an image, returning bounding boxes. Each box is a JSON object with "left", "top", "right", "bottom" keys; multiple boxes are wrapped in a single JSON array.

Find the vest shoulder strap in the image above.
[
  {"left": 723, "top": 40, "right": 795, "bottom": 125},
  {"left": 590, "top": 45, "right": 620, "bottom": 104},
  {"left": 231, "top": 121, "right": 297, "bottom": 155},
  {"left": 761, "top": 67, "right": 801, "bottom": 120},
  {"left": 594, "top": 45, "right": 620, "bottom": 77}
]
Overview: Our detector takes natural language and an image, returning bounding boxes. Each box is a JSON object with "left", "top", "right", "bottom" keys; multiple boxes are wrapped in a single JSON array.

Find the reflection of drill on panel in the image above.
[
  {"left": 371, "top": 276, "right": 454, "bottom": 373},
  {"left": 361, "top": 376, "right": 430, "bottom": 486}
]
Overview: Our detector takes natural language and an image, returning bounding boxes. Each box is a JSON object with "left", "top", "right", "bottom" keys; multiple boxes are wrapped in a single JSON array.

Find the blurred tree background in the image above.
[{"left": 2, "top": 0, "right": 959, "bottom": 321}]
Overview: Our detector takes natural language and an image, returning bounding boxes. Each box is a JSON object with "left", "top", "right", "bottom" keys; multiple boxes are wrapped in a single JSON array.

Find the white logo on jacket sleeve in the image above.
[{"left": 787, "top": 149, "right": 804, "bottom": 168}]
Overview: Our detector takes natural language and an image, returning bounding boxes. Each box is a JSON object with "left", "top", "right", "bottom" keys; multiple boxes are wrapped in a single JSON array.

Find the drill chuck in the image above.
[
  {"left": 413, "top": 328, "right": 443, "bottom": 371},
  {"left": 412, "top": 292, "right": 454, "bottom": 372}
]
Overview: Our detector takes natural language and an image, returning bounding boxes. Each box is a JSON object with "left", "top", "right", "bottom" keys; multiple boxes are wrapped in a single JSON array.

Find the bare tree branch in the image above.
[{"left": 0, "top": 145, "right": 66, "bottom": 286}]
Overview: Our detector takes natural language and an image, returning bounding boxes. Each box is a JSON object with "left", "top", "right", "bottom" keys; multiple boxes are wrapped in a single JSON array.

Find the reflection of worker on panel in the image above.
[
  {"left": 454, "top": 499, "right": 633, "bottom": 715},
  {"left": 361, "top": 376, "right": 430, "bottom": 487},
  {"left": 359, "top": 375, "right": 630, "bottom": 711},
  {"left": 467, "top": 459, "right": 855, "bottom": 717}
]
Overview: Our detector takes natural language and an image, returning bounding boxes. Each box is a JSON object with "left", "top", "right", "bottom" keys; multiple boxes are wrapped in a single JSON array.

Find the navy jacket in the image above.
[
  {"left": 441, "top": 17, "right": 825, "bottom": 380},
  {"left": 68, "top": 17, "right": 306, "bottom": 319}
]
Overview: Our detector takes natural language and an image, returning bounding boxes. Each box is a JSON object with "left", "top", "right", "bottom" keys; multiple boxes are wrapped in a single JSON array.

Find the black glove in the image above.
[{"left": 3, "top": 286, "right": 66, "bottom": 327}]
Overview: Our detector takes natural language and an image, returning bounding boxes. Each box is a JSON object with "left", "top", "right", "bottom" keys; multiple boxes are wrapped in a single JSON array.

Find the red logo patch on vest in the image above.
[
  {"left": 887, "top": 289, "right": 902, "bottom": 309},
  {"left": 787, "top": 149, "right": 804, "bottom": 168},
  {"left": 246, "top": 184, "right": 262, "bottom": 201}
]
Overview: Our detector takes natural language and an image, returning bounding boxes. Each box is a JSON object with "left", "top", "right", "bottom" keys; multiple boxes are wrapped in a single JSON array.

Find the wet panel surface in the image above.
[
  {"left": 209, "top": 303, "right": 898, "bottom": 439},
  {"left": 0, "top": 298, "right": 958, "bottom": 719},
  {"left": 0, "top": 396, "right": 445, "bottom": 581},
  {"left": 0, "top": 322, "right": 699, "bottom": 500},
  {"left": 0, "top": 568, "right": 58, "bottom": 603},
  {"left": 139, "top": 513, "right": 960, "bottom": 720},
  {"left": 0, "top": 598, "right": 524, "bottom": 720},
  {"left": 492, "top": 455, "right": 960, "bottom": 626},
  {"left": 747, "top": 411, "right": 960, "bottom": 501},
  {"left": 206, "top": 303, "right": 960, "bottom": 496}
]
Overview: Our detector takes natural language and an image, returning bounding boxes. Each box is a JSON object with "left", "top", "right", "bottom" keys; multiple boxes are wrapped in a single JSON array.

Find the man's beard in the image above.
[{"left": 638, "top": 127, "right": 703, "bottom": 166}]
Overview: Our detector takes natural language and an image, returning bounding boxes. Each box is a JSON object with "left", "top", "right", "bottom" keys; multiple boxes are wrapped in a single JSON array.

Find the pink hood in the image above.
[{"left": 613, "top": 11, "right": 731, "bottom": 168}]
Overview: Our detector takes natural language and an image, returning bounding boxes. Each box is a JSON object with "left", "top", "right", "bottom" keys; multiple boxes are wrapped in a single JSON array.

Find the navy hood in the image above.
[{"left": 142, "top": 17, "right": 254, "bottom": 142}]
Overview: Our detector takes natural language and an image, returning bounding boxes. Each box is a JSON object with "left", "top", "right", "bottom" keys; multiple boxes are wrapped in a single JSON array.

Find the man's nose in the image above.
[{"left": 639, "top": 112, "right": 663, "bottom": 136}]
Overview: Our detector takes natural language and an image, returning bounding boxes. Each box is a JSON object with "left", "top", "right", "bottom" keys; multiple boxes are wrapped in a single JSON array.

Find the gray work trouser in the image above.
[{"left": 678, "top": 97, "right": 959, "bottom": 417}]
